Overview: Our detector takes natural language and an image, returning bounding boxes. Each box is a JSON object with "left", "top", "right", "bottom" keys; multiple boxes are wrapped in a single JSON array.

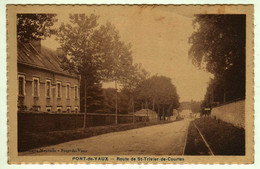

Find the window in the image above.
[
  {"left": 46, "top": 80, "right": 51, "bottom": 98},
  {"left": 57, "top": 106, "right": 62, "bottom": 113},
  {"left": 33, "top": 77, "right": 40, "bottom": 97},
  {"left": 66, "top": 83, "right": 70, "bottom": 99},
  {"left": 57, "top": 82, "right": 61, "bottom": 98},
  {"left": 46, "top": 106, "right": 52, "bottom": 113},
  {"left": 66, "top": 107, "right": 71, "bottom": 113},
  {"left": 74, "top": 85, "right": 78, "bottom": 99},
  {"left": 18, "top": 75, "right": 25, "bottom": 96},
  {"left": 32, "top": 106, "right": 41, "bottom": 112},
  {"left": 74, "top": 107, "right": 79, "bottom": 113}
]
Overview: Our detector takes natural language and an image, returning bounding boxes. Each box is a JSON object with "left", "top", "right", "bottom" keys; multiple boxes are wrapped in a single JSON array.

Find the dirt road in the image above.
[{"left": 21, "top": 119, "right": 191, "bottom": 156}]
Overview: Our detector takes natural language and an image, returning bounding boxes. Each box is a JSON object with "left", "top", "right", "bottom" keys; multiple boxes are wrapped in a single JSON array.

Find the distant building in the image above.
[
  {"left": 179, "top": 109, "right": 192, "bottom": 118},
  {"left": 134, "top": 109, "right": 158, "bottom": 121},
  {"left": 168, "top": 109, "right": 179, "bottom": 121},
  {"left": 17, "top": 41, "right": 80, "bottom": 113}
]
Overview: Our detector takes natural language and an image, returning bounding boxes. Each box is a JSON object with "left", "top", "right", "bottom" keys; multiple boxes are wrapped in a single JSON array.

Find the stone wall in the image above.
[{"left": 211, "top": 99, "right": 245, "bottom": 129}]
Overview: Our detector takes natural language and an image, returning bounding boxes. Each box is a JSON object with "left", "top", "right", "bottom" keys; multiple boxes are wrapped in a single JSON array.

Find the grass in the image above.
[
  {"left": 18, "top": 120, "right": 173, "bottom": 152},
  {"left": 184, "top": 122, "right": 211, "bottom": 155},
  {"left": 185, "top": 117, "right": 245, "bottom": 155}
]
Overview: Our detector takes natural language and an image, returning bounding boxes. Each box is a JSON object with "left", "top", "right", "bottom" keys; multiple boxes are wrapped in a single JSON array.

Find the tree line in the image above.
[
  {"left": 189, "top": 15, "right": 246, "bottom": 115},
  {"left": 17, "top": 14, "right": 180, "bottom": 120}
]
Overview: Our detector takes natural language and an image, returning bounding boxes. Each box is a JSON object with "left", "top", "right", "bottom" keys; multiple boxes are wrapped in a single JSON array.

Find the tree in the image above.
[
  {"left": 102, "top": 64, "right": 149, "bottom": 116},
  {"left": 92, "top": 22, "right": 134, "bottom": 82},
  {"left": 103, "top": 88, "right": 117, "bottom": 114},
  {"left": 120, "top": 63, "right": 149, "bottom": 113},
  {"left": 81, "top": 80, "right": 104, "bottom": 114},
  {"left": 56, "top": 14, "right": 135, "bottom": 125},
  {"left": 189, "top": 15, "right": 246, "bottom": 103},
  {"left": 17, "top": 14, "right": 57, "bottom": 42},
  {"left": 135, "top": 75, "right": 180, "bottom": 120},
  {"left": 94, "top": 22, "right": 135, "bottom": 124},
  {"left": 190, "top": 100, "right": 202, "bottom": 114},
  {"left": 118, "top": 88, "right": 133, "bottom": 114},
  {"left": 56, "top": 14, "right": 104, "bottom": 120}
]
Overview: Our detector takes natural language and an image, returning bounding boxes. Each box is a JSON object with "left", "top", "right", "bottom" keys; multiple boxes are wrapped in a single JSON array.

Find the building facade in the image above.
[{"left": 17, "top": 41, "right": 80, "bottom": 113}]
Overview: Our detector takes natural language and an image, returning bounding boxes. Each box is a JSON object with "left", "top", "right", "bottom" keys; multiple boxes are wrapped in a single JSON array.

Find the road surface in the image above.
[{"left": 21, "top": 119, "right": 191, "bottom": 156}]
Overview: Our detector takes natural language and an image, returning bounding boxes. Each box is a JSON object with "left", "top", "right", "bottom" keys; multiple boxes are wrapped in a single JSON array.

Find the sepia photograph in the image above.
[{"left": 6, "top": 5, "right": 254, "bottom": 164}]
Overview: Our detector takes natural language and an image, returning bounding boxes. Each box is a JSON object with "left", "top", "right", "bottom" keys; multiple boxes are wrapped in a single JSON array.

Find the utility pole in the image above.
[
  {"left": 84, "top": 79, "right": 87, "bottom": 128},
  {"left": 145, "top": 100, "right": 148, "bottom": 122},
  {"left": 115, "top": 80, "right": 118, "bottom": 125},
  {"left": 223, "top": 88, "right": 226, "bottom": 103},
  {"left": 132, "top": 95, "right": 135, "bottom": 123},
  {"left": 163, "top": 104, "right": 165, "bottom": 120},
  {"left": 147, "top": 109, "right": 149, "bottom": 122},
  {"left": 157, "top": 104, "right": 160, "bottom": 120},
  {"left": 152, "top": 97, "right": 155, "bottom": 112}
]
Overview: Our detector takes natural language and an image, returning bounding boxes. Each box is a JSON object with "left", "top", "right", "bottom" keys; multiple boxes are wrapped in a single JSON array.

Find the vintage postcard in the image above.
[{"left": 7, "top": 5, "right": 254, "bottom": 164}]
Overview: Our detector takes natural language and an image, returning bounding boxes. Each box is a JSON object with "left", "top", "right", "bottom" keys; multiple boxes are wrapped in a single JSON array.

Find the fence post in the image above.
[
  {"left": 84, "top": 79, "right": 87, "bottom": 128},
  {"left": 115, "top": 80, "right": 118, "bottom": 125},
  {"left": 132, "top": 96, "right": 135, "bottom": 123},
  {"left": 133, "top": 113, "right": 135, "bottom": 123},
  {"left": 146, "top": 109, "right": 149, "bottom": 122}
]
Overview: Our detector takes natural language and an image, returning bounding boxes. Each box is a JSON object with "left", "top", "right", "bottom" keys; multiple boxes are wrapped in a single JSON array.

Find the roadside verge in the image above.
[
  {"left": 19, "top": 120, "right": 174, "bottom": 152},
  {"left": 184, "top": 117, "right": 245, "bottom": 155}
]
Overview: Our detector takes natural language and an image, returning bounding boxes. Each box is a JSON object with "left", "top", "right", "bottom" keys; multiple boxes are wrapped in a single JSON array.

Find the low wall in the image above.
[
  {"left": 211, "top": 99, "right": 245, "bottom": 129},
  {"left": 18, "top": 112, "right": 149, "bottom": 133}
]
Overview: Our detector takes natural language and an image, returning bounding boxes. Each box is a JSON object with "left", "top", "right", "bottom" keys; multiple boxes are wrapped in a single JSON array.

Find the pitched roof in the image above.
[
  {"left": 18, "top": 41, "right": 77, "bottom": 78},
  {"left": 133, "top": 109, "right": 157, "bottom": 116}
]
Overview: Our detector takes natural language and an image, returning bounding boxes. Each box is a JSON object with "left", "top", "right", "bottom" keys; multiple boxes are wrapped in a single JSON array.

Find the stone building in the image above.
[{"left": 17, "top": 41, "right": 80, "bottom": 113}]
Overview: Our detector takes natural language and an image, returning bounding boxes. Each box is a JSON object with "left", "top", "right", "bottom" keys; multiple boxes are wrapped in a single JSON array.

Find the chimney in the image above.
[
  {"left": 56, "top": 47, "right": 65, "bottom": 58},
  {"left": 30, "top": 40, "right": 41, "bottom": 53}
]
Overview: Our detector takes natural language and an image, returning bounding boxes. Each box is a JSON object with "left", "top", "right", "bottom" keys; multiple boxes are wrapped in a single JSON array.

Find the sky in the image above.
[{"left": 42, "top": 6, "right": 212, "bottom": 102}]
